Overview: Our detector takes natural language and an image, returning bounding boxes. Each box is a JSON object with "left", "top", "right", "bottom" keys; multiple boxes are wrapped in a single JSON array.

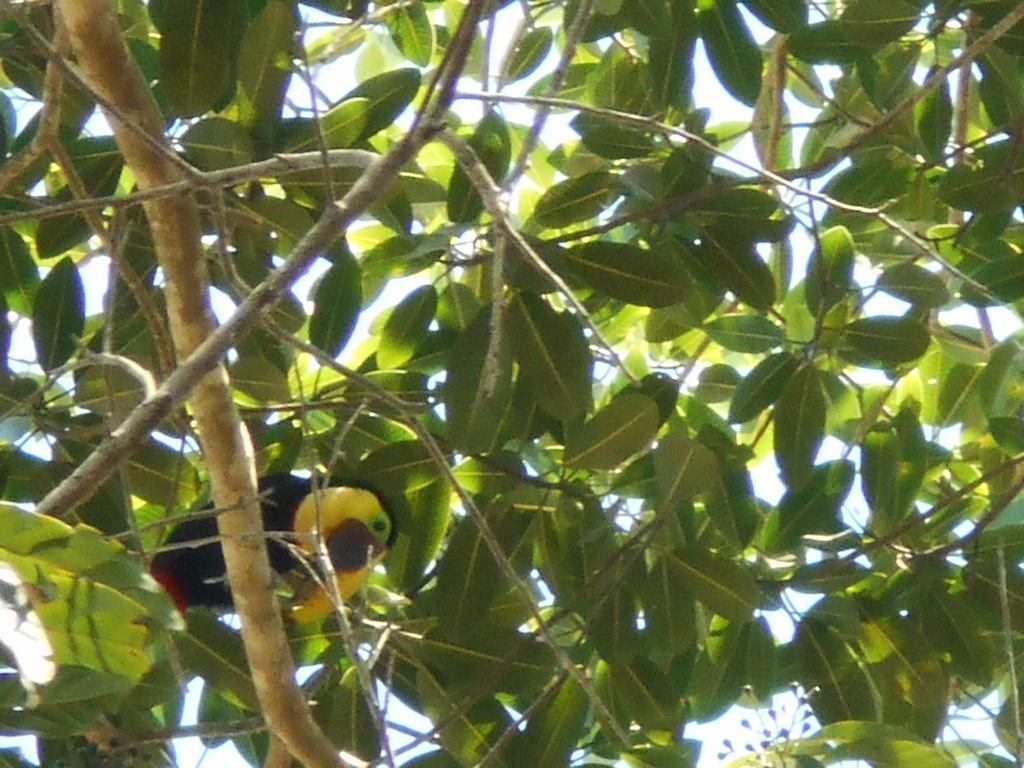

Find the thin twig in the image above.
[
  {"left": 505, "top": 0, "right": 595, "bottom": 186},
  {"left": 457, "top": 90, "right": 1000, "bottom": 302},
  {"left": 259, "top": 317, "right": 632, "bottom": 748},
  {"left": 442, "top": 129, "right": 640, "bottom": 386},
  {"left": 0, "top": 149, "right": 376, "bottom": 229}
]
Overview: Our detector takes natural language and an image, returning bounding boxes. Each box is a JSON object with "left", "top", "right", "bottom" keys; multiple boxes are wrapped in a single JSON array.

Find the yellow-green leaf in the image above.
[{"left": 566, "top": 393, "right": 660, "bottom": 470}]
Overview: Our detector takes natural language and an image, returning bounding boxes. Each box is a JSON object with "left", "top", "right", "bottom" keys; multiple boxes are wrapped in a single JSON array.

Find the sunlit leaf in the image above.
[
  {"left": 502, "top": 27, "right": 553, "bottom": 83},
  {"left": 386, "top": 2, "right": 435, "bottom": 66}
]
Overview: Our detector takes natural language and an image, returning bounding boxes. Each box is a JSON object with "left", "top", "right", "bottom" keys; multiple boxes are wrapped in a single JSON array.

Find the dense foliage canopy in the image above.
[{"left": 3, "top": 0, "right": 1024, "bottom": 766}]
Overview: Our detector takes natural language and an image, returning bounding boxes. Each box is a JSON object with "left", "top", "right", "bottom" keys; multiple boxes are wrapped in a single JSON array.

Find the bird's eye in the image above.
[{"left": 372, "top": 517, "right": 388, "bottom": 533}]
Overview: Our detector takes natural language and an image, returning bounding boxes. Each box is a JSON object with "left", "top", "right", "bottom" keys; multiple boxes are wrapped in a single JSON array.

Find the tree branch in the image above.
[
  {"left": 441, "top": 129, "right": 640, "bottom": 386},
  {"left": 52, "top": 3, "right": 359, "bottom": 766},
  {"left": 40, "top": 1, "right": 488, "bottom": 765}
]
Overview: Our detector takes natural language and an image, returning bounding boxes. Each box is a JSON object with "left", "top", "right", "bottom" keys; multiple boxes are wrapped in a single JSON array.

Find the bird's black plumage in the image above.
[
  {"left": 151, "top": 474, "right": 394, "bottom": 612},
  {"left": 151, "top": 474, "right": 312, "bottom": 610}
]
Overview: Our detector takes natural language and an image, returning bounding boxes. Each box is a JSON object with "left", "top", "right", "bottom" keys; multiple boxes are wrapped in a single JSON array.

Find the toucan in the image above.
[{"left": 150, "top": 474, "right": 395, "bottom": 622}]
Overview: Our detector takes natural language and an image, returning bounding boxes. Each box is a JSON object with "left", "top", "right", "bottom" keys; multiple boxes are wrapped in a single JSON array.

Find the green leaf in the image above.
[
  {"left": 699, "top": 0, "right": 763, "bottom": 106},
  {"left": 795, "top": 618, "right": 879, "bottom": 723},
  {"left": 343, "top": 68, "right": 421, "bottom": 142},
  {"left": 762, "top": 460, "right": 855, "bottom": 551},
  {"left": 437, "top": 282, "right": 480, "bottom": 331},
  {"left": 728, "top": 351, "right": 798, "bottom": 423},
  {"left": 308, "top": 250, "right": 362, "bottom": 357},
  {"left": 839, "top": 0, "right": 919, "bottom": 47},
  {"left": 607, "top": 657, "right": 683, "bottom": 731},
  {"left": 566, "top": 393, "right": 660, "bottom": 470},
  {"left": 773, "top": 362, "right": 826, "bottom": 487},
  {"left": 964, "top": 253, "right": 1024, "bottom": 303},
  {"left": 572, "top": 112, "right": 653, "bottom": 159},
  {"left": 236, "top": 0, "right": 296, "bottom": 140},
  {"left": 623, "top": 0, "right": 672, "bottom": 35},
  {"left": 506, "top": 678, "right": 588, "bottom": 767},
  {"left": 978, "top": 48, "right": 1024, "bottom": 128},
  {"left": 508, "top": 292, "right": 592, "bottom": 421},
  {"left": 938, "top": 142, "right": 1024, "bottom": 213},
  {"left": 124, "top": 440, "right": 199, "bottom": 509},
  {"left": 648, "top": 22, "right": 695, "bottom": 111},
  {"left": 0, "top": 227, "right": 37, "bottom": 315},
  {"left": 742, "top": 0, "right": 807, "bottom": 32},
  {"left": 842, "top": 316, "right": 931, "bottom": 366},
  {"left": 592, "top": 574, "right": 644, "bottom": 664},
  {"left": 407, "top": 618, "right": 555, "bottom": 696},
  {"left": 434, "top": 507, "right": 530, "bottom": 637},
  {"left": 861, "top": 409, "right": 926, "bottom": 535},
  {"left": 811, "top": 728, "right": 956, "bottom": 767},
  {"left": 703, "top": 313, "right": 784, "bottom": 353},
  {"left": 385, "top": 1, "right": 435, "bottom": 66},
  {"left": 695, "top": 228, "right": 776, "bottom": 310},
  {"left": 878, "top": 263, "right": 949, "bottom": 308},
  {"left": 181, "top": 117, "right": 255, "bottom": 171},
  {"left": 705, "top": 461, "right": 760, "bottom": 548},
  {"left": 0, "top": 506, "right": 177, "bottom": 685},
  {"left": 825, "top": 145, "right": 917, "bottom": 203},
  {"left": 643, "top": 556, "right": 697, "bottom": 666},
  {"left": 32, "top": 257, "right": 84, "bottom": 371},
  {"left": 413, "top": 666, "right": 511, "bottom": 763},
  {"left": 990, "top": 416, "right": 1024, "bottom": 454},
  {"left": 695, "top": 363, "right": 739, "bottom": 403},
  {"left": 35, "top": 139, "right": 124, "bottom": 259},
  {"left": 789, "top": 20, "right": 871, "bottom": 64},
  {"left": 918, "top": 579, "right": 994, "bottom": 687},
  {"left": 805, "top": 225, "right": 854, "bottom": 316},
  {"left": 977, "top": 339, "right": 1024, "bottom": 416},
  {"left": 447, "top": 110, "right": 512, "bottom": 223},
  {"left": 936, "top": 362, "right": 985, "bottom": 426},
  {"left": 502, "top": 27, "right": 553, "bottom": 83},
  {"left": 696, "top": 187, "right": 790, "bottom": 242},
  {"left": 586, "top": 44, "right": 649, "bottom": 112},
  {"left": 653, "top": 429, "right": 720, "bottom": 510},
  {"left": 230, "top": 353, "right": 291, "bottom": 402},
  {"left": 444, "top": 306, "right": 514, "bottom": 453},
  {"left": 533, "top": 171, "right": 617, "bottom": 228},
  {"left": 157, "top": 0, "right": 248, "bottom": 117},
  {"left": 283, "top": 98, "right": 370, "bottom": 152},
  {"left": 314, "top": 667, "right": 379, "bottom": 757},
  {"left": 664, "top": 547, "right": 759, "bottom": 622},
  {"left": 378, "top": 285, "right": 437, "bottom": 369},
  {"left": 178, "top": 611, "right": 259, "bottom": 709},
  {"left": 563, "top": 241, "right": 691, "bottom": 307},
  {"left": 915, "top": 71, "right": 952, "bottom": 163}
]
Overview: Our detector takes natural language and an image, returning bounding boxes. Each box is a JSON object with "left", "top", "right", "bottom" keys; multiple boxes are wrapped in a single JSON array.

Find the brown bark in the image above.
[{"left": 54, "top": 2, "right": 343, "bottom": 765}]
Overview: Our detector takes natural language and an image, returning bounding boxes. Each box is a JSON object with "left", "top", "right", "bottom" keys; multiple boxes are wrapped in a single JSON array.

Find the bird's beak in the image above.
[{"left": 324, "top": 518, "right": 385, "bottom": 572}]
